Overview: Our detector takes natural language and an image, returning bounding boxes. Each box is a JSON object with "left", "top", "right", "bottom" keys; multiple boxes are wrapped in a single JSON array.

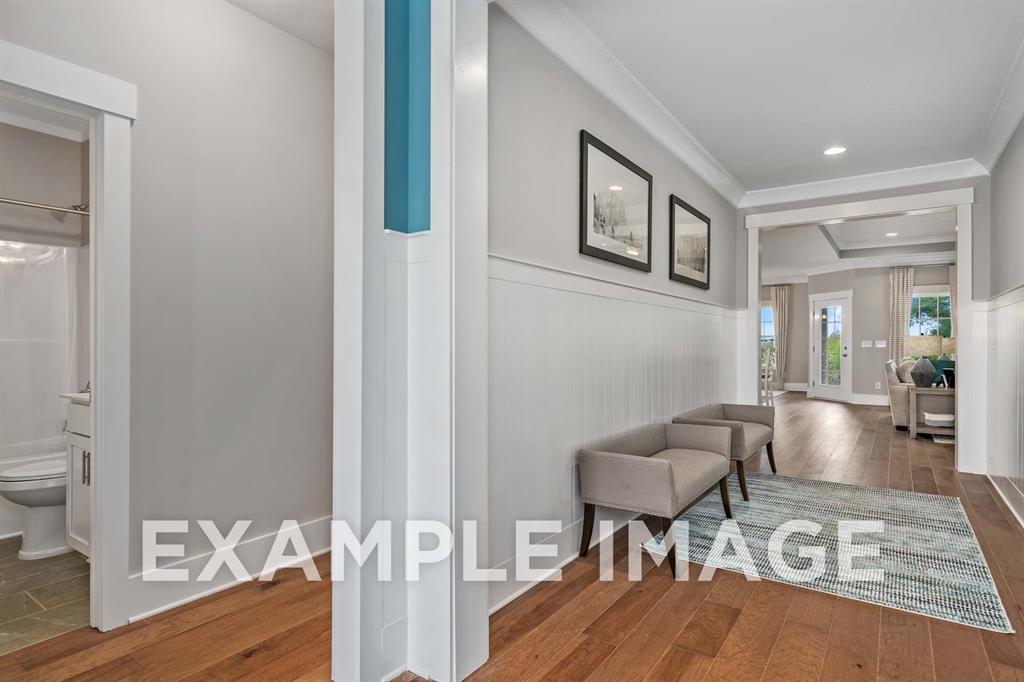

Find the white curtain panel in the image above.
[
  {"left": 888, "top": 266, "right": 915, "bottom": 361},
  {"left": 949, "top": 263, "right": 958, "bottom": 338},
  {"left": 770, "top": 285, "right": 790, "bottom": 390}
]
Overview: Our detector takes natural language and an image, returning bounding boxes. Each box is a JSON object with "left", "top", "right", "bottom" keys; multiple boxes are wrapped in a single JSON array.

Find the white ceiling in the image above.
[
  {"left": 761, "top": 209, "right": 957, "bottom": 280},
  {"left": 559, "top": 0, "right": 1024, "bottom": 190},
  {"left": 228, "top": 0, "right": 333, "bottom": 52},
  {"left": 825, "top": 210, "right": 957, "bottom": 250}
]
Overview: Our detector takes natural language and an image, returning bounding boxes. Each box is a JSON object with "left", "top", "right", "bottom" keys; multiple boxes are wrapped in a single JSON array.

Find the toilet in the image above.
[{"left": 0, "top": 455, "right": 71, "bottom": 560}]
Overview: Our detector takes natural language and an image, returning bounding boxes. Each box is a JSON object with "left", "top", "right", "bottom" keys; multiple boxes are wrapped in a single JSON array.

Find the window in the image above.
[
  {"left": 760, "top": 305, "right": 775, "bottom": 369},
  {"left": 908, "top": 292, "right": 951, "bottom": 337},
  {"left": 760, "top": 305, "right": 775, "bottom": 346}
]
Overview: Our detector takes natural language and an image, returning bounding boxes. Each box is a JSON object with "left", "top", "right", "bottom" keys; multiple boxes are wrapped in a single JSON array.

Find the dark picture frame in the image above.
[
  {"left": 669, "top": 194, "right": 711, "bottom": 290},
  {"left": 579, "top": 130, "right": 653, "bottom": 271}
]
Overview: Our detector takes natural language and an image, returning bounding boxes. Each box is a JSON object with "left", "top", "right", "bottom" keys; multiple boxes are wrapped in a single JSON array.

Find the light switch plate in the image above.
[
  {"left": 860, "top": 340, "right": 874, "bottom": 348},
  {"left": 875, "top": 340, "right": 887, "bottom": 347}
]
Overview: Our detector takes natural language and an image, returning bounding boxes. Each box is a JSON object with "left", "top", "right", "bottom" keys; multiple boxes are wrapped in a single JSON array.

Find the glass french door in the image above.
[{"left": 810, "top": 295, "right": 852, "bottom": 402}]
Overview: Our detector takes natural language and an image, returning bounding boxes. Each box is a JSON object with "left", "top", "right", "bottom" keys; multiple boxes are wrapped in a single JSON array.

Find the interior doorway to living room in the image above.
[{"left": 755, "top": 203, "right": 961, "bottom": 462}]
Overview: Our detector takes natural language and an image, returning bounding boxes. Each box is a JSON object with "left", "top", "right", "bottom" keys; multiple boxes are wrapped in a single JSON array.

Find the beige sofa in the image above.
[
  {"left": 577, "top": 423, "right": 732, "bottom": 571},
  {"left": 884, "top": 359, "right": 954, "bottom": 429},
  {"left": 671, "top": 403, "right": 776, "bottom": 501}
]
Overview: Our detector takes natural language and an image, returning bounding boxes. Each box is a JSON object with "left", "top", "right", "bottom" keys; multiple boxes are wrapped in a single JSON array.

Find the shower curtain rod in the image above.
[{"left": 0, "top": 196, "right": 90, "bottom": 216}]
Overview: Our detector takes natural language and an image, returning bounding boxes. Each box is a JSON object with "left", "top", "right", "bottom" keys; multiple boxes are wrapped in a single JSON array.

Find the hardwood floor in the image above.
[
  {"left": 0, "top": 554, "right": 332, "bottom": 681},
  {"left": 472, "top": 393, "right": 1024, "bottom": 682},
  {"left": 2, "top": 393, "right": 1020, "bottom": 681}
]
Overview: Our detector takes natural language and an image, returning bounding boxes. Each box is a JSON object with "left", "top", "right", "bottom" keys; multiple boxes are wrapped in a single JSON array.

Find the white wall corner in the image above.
[
  {"left": 975, "top": 38, "right": 1024, "bottom": 169},
  {"left": 495, "top": 0, "right": 745, "bottom": 206}
]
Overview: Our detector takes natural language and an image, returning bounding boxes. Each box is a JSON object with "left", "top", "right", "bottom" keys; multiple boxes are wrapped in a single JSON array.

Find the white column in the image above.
[{"left": 333, "top": 0, "right": 366, "bottom": 679}]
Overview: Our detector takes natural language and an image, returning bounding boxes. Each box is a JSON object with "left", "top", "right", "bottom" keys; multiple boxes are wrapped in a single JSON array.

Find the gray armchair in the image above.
[
  {"left": 672, "top": 403, "right": 775, "bottom": 501},
  {"left": 577, "top": 423, "right": 733, "bottom": 571}
]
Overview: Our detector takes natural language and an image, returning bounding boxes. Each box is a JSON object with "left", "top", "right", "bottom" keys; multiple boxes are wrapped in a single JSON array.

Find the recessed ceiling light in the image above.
[
  {"left": 608, "top": 185, "right": 623, "bottom": 191},
  {"left": 885, "top": 232, "right": 898, "bottom": 237},
  {"left": 824, "top": 146, "right": 846, "bottom": 156}
]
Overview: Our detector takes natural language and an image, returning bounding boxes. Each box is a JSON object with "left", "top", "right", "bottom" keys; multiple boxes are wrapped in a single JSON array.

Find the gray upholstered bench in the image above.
[
  {"left": 672, "top": 403, "right": 776, "bottom": 501},
  {"left": 577, "top": 423, "right": 732, "bottom": 572}
]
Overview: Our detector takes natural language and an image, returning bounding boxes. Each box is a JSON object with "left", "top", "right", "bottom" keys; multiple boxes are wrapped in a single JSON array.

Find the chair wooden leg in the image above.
[
  {"left": 719, "top": 476, "right": 732, "bottom": 519},
  {"left": 579, "top": 503, "right": 595, "bottom": 557},
  {"left": 661, "top": 517, "right": 677, "bottom": 578},
  {"left": 766, "top": 441, "right": 777, "bottom": 474},
  {"left": 736, "top": 460, "right": 749, "bottom": 501}
]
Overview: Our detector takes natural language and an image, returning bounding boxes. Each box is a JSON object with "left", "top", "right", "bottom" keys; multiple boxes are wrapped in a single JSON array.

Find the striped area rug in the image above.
[{"left": 645, "top": 472, "right": 1013, "bottom": 633}]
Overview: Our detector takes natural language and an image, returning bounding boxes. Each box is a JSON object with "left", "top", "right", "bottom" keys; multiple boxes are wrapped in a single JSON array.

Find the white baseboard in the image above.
[
  {"left": 488, "top": 513, "right": 634, "bottom": 615},
  {"left": 989, "top": 475, "right": 1024, "bottom": 531},
  {"left": 783, "top": 382, "right": 807, "bottom": 391},
  {"left": 126, "top": 515, "right": 331, "bottom": 623},
  {"left": 850, "top": 393, "right": 889, "bottom": 406}
]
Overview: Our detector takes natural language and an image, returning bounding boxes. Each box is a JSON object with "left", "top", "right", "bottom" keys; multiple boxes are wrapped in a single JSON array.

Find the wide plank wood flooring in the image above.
[
  {"left": 471, "top": 393, "right": 1024, "bottom": 682},
  {"left": 2, "top": 393, "right": 1021, "bottom": 681},
  {"left": 0, "top": 554, "right": 334, "bottom": 681}
]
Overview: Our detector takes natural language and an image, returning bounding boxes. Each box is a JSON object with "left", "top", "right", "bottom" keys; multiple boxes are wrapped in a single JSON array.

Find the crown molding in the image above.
[
  {"left": 496, "top": 0, "right": 746, "bottom": 205},
  {"left": 976, "top": 38, "right": 1024, "bottom": 170},
  {"left": 739, "top": 158, "right": 988, "bottom": 209}
]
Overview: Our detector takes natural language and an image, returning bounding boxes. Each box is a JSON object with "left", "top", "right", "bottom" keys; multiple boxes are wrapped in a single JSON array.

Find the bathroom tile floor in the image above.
[{"left": 0, "top": 538, "right": 89, "bottom": 655}]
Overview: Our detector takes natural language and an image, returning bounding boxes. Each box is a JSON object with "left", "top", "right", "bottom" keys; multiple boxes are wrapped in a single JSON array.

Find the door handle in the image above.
[
  {"left": 81, "top": 450, "right": 87, "bottom": 485},
  {"left": 84, "top": 451, "right": 91, "bottom": 486}
]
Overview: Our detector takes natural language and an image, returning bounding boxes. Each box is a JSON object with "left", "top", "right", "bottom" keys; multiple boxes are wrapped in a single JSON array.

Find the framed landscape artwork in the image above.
[
  {"left": 669, "top": 194, "right": 710, "bottom": 289},
  {"left": 579, "top": 130, "right": 653, "bottom": 271}
]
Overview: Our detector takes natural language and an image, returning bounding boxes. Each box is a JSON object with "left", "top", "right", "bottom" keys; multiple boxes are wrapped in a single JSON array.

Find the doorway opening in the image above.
[{"left": 745, "top": 189, "right": 978, "bottom": 472}]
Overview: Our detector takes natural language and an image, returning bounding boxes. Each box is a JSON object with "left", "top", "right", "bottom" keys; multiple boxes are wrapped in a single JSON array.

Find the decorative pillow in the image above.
[{"left": 896, "top": 359, "right": 916, "bottom": 384}]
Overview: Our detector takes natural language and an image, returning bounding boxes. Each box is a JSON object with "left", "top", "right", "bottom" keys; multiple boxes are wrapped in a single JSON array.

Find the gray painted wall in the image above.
[
  {"left": 991, "top": 117, "right": 1024, "bottom": 297},
  {"left": 0, "top": 1, "right": 333, "bottom": 570},
  {"left": 803, "top": 265, "right": 950, "bottom": 396},
  {"left": 489, "top": 6, "right": 739, "bottom": 309}
]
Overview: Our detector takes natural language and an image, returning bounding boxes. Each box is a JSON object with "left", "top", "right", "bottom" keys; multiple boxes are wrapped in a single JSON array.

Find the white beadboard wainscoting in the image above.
[
  {"left": 487, "top": 256, "right": 739, "bottom": 611},
  {"left": 987, "top": 284, "right": 1024, "bottom": 527}
]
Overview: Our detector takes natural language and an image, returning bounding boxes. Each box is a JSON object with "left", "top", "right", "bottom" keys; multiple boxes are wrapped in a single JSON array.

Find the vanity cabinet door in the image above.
[{"left": 67, "top": 436, "right": 91, "bottom": 557}]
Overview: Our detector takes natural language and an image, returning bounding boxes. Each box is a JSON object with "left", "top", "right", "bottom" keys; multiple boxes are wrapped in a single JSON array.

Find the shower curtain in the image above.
[{"left": 0, "top": 241, "right": 77, "bottom": 456}]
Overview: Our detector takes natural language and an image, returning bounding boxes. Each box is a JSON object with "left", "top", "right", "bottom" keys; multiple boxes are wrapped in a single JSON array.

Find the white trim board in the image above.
[
  {"left": 976, "top": 38, "right": 1024, "bottom": 170},
  {"left": 0, "top": 40, "right": 137, "bottom": 120},
  {"left": 764, "top": 252, "right": 956, "bottom": 283},
  {"left": 989, "top": 475, "right": 1024, "bottom": 532},
  {"left": 126, "top": 517, "right": 331, "bottom": 622},
  {"left": 851, "top": 393, "right": 889, "bottom": 406},
  {"left": 745, "top": 188, "right": 975, "bottom": 230},
  {"left": 489, "top": 255, "right": 741, "bottom": 317},
  {"left": 495, "top": 0, "right": 745, "bottom": 205},
  {"left": 0, "top": 108, "right": 87, "bottom": 142},
  {"left": 739, "top": 159, "right": 987, "bottom": 209}
]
